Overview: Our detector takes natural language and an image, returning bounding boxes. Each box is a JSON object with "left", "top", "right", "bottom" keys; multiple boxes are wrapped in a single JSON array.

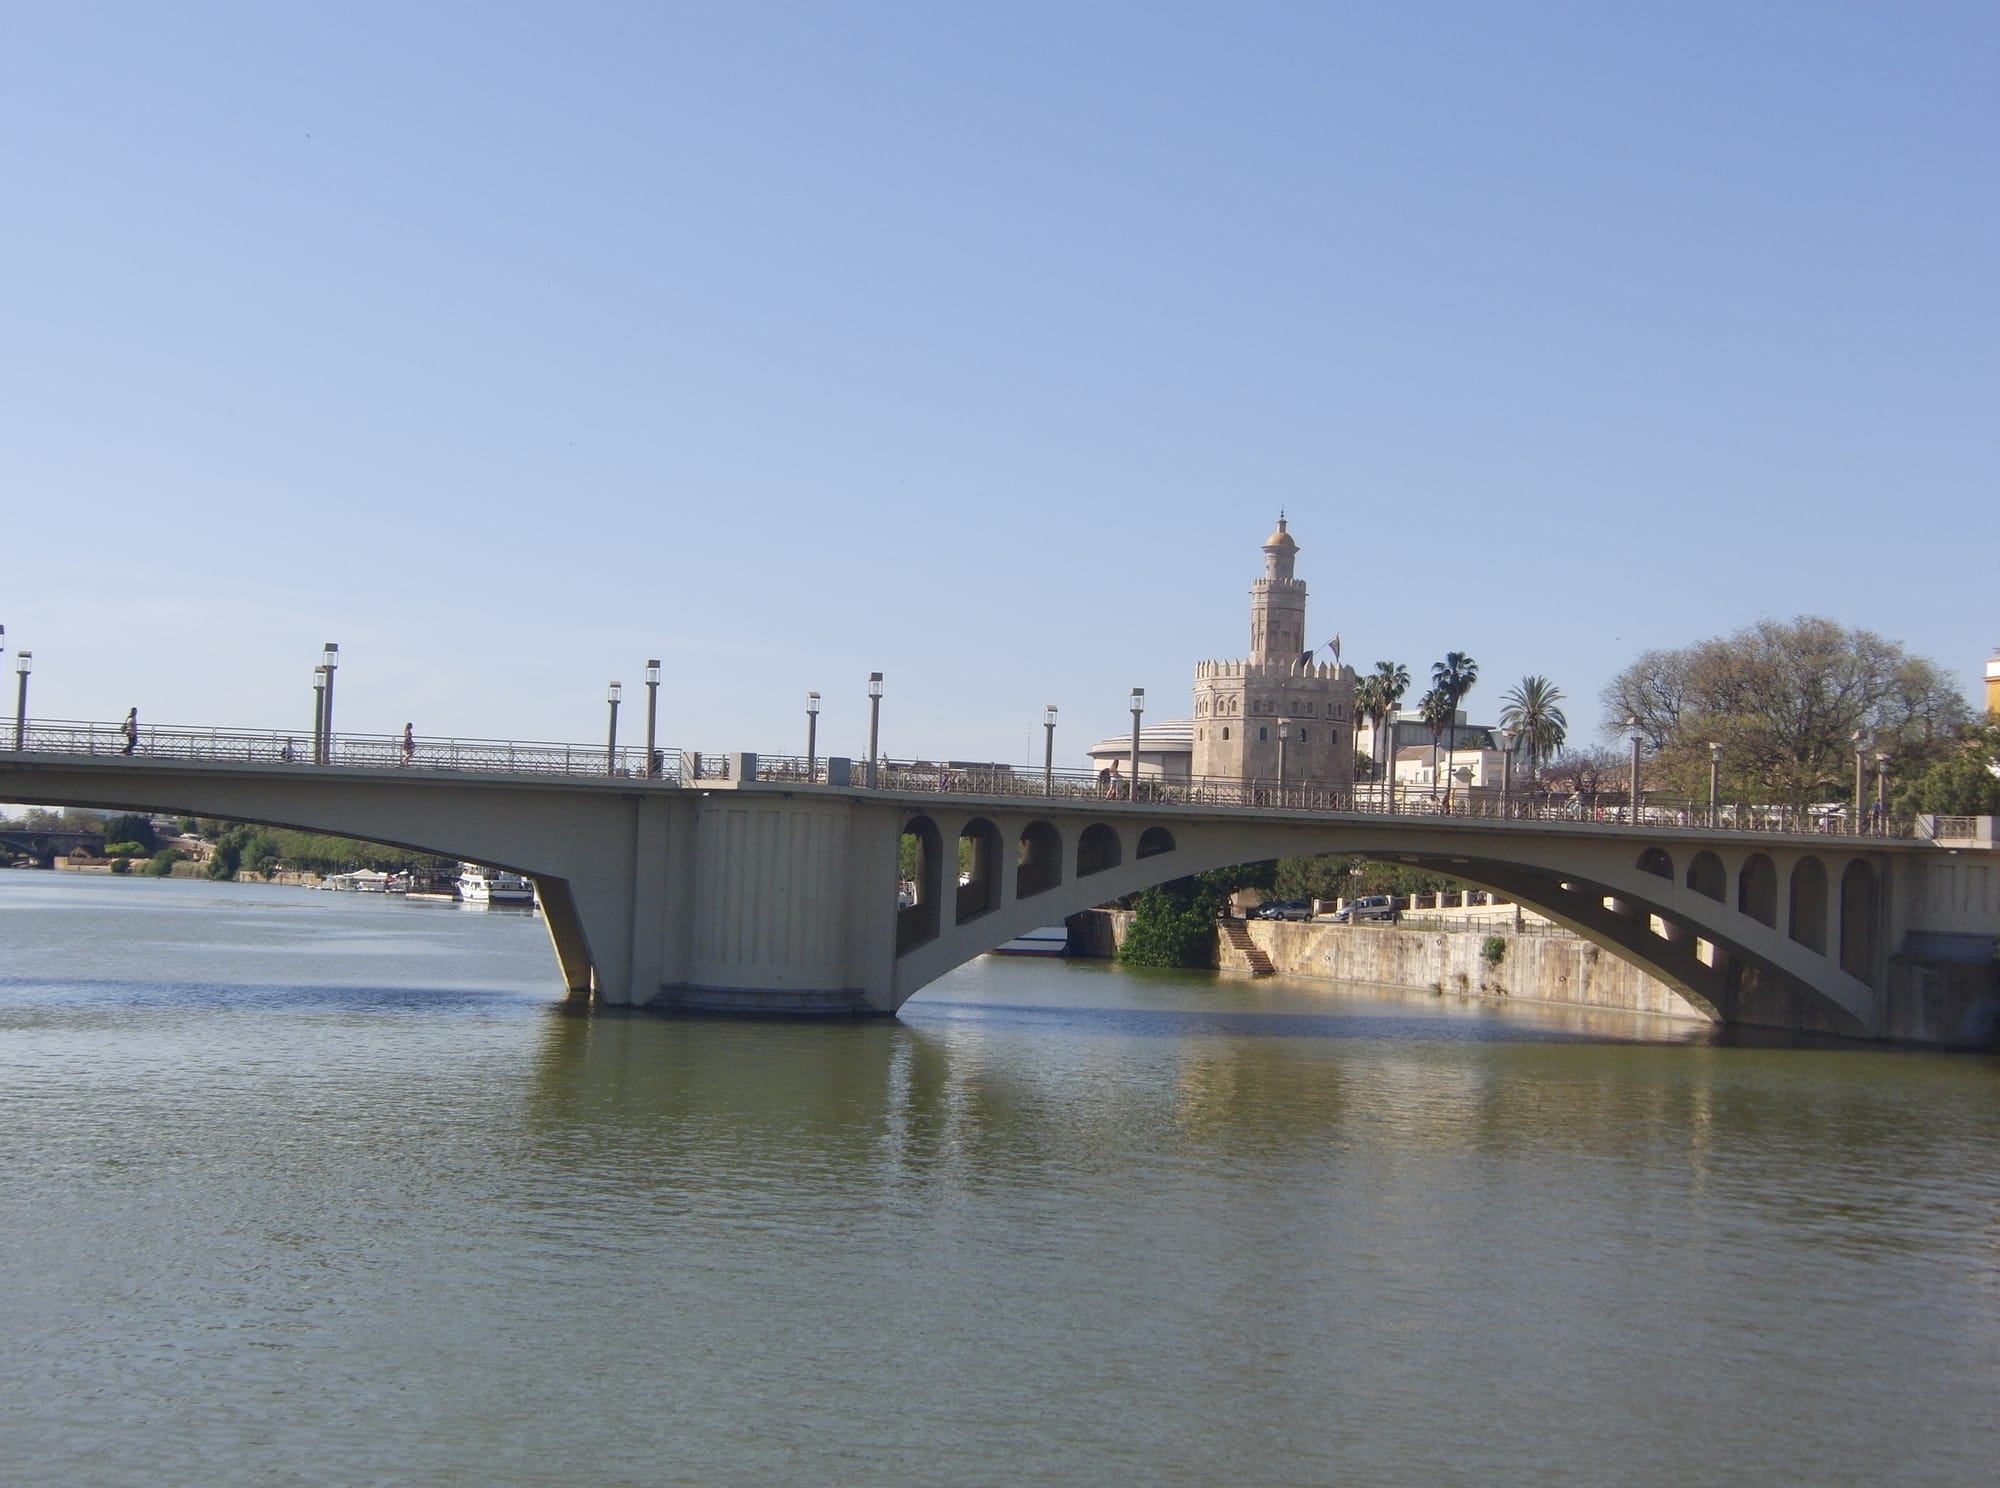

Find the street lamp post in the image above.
[
  {"left": 1497, "top": 727, "right": 1515, "bottom": 817},
  {"left": 806, "top": 691, "right": 821, "bottom": 778},
  {"left": 1852, "top": 729, "right": 1868, "bottom": 832},
  {"left": 1708, "top": 741, "right": 1723, "bottom": 829},
  {"left": 865, "top": 673, "right": 883, "bottom": 788},
  {"left": 311, "top": 667, "right": 327, "bottom": 764},
  {"left": 1875, "top": 751, "right": 1891, "bottom": 829},
  {"left": 319, "top": 643, "right": 339, "bottom": 764},
  {"left": 1128, "top": 688, "right": 1144, "bottom": 800},
  {"left": 12, "top": 650, "right": 30, "bottom": 751},
  {"left": 1043, "top": 705, "right": 1058, "bottom": 797},
  {"left": 1625, "top": 715, "right": 1643, "bottom": 824},
  {"left": 1277, "top": 720, "right": 1291, "bottom": 806},
  {"left": 606, "top": 682, "right": 622, "bottom": 774},
  {"left": 644, "top": 660, "right": 661, "bottom": 778}
]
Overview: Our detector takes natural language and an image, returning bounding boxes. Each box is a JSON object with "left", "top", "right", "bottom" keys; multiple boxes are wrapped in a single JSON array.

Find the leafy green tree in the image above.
[
  {"left": 1602, "top": 617, "right": 1966, "bottom": 808},
  {"left": 1891, "top": 725, "right": 2000, "bottom": 816},
  {"left": 101, "top": 814, "right": 158, "bottom": 853},
  {"left": 1497, "top": 675, "right": 1567, "bottom": 777},
  {"left": 142, "top": 848, "right": 185, "bottom": 877},
  {"left": 1119, "top": 862, "right": 1274, "bottom": 968}
]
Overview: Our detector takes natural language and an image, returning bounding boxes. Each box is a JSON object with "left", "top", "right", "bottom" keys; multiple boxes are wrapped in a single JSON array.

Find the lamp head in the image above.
[
  {"left": 1130, "top": 687, "right": 1145, "bottom": 713},
  {"left": 645, "top": 660, "right": 661, "bottom": 686},
  {"left": 868, "top": 671, "right": 883, "bottom": 699},
  {"left": 607, "top": 681, "right": 622, "bottom": 705},
  {"left": 322, "top": 642, "right": 339, "bottom": 668},
  {"left": 807, "top": 690, "right": 820, "bottom": 716},
  {"left": 1045, "top": 704, "right": 1058, "bottom": 727}
]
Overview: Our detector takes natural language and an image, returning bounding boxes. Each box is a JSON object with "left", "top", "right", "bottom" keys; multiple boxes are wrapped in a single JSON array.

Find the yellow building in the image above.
[{"left": 1987, "top": 648, "right": 2000, "bottom": 717}]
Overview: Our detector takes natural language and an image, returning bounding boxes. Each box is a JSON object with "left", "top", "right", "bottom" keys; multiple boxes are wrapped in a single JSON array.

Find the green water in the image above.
[{"left": 2, "top": 872, "right": 1995, "bottom": 1486}]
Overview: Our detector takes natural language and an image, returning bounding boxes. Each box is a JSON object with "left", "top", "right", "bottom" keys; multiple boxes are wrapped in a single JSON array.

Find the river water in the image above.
[{"left": 2, "top": 872, "right": 1996, "bottom": 1486}]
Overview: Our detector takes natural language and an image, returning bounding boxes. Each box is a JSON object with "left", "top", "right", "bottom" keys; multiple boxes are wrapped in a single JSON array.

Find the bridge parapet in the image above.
[
  {"left": 1919, "top": 815, "right": 1999, "bottom": 849},
  {"left": 12, "top": 718, "right": 681, "bottom": 783}
]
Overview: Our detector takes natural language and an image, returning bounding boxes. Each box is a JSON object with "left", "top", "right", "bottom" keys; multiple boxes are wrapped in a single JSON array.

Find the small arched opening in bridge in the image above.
[
  {"left": 956, "top": 818, "right": 1002, "bottom": 925},
  {"left": 1137, "top": 826, "right": 1175, "bottom": 859},
  {"left": 1077, "top": 823, "right": 1121, "bottom": 878},
  {"left": 1686, "top": 851, "right": 1725, "bottom": 902},
  {"left": 897, "top": 814, "right": 943, "bottom": 954},
  {"left": 1016, "top": 820, "right": 1062, "bottom": 899},
  {"left": 1638, "top": 848, "right": 1673, "bottom": 880},
  {"left": 1789, "top": 856, "right": 1828, "bottom": 954},
  {"left": 1839, "top": 859, "right": 1879, "bottom": 981},
  {"left": 1739, "top": 853, "right": 1777, "bottom": 928}
]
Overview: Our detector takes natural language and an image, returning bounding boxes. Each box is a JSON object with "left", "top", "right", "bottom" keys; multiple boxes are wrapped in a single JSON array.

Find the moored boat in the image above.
[{"left": 457, "top": 862, "right": 535, "bottom": 904}]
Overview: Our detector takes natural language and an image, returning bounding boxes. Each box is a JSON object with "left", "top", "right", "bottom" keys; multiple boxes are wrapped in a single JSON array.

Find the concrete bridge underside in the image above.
[{"left": 0, "top": 756, "right": 1931, "bottom": 1039}]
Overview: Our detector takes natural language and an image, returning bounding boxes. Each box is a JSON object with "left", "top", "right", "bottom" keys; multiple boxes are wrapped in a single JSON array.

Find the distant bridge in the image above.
[
  {"left": 4, "top": 717, "right": 1993, "bottom": 1040},
  {"left": 0, "top": 826, "right": 105, "bottom": 862}
]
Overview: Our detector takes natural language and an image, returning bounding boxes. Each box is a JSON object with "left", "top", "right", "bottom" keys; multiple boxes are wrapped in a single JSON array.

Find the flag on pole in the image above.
[{"left": 1328, "top": 635, "right": 1341, "bottom": 665}]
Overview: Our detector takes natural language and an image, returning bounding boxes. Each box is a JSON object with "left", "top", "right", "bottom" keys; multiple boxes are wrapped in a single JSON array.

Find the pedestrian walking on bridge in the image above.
[{"left": 121, "top": 707, "right": 138, "bottom": 756}]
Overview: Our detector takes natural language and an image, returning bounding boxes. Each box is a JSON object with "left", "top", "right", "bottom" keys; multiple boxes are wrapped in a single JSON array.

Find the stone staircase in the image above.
[{"left": 1217, "top": 919, "right": 1276, "bottom": 977}]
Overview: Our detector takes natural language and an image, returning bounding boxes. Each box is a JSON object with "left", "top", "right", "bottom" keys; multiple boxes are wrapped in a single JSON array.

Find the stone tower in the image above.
[{"left": 1191, "top": 517, "right": 1357, "bottom": 790}]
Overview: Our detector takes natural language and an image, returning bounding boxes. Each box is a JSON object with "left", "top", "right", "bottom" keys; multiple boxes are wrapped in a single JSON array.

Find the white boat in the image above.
[
  {"left": 323, "top": 869, "right": 393, "bottom": 893},
  {"left": 457, "top": 863, "right": 535, "bottom": 904},
  {"left": 990, "top": 925, "right": 1069, "bottom": 956}
]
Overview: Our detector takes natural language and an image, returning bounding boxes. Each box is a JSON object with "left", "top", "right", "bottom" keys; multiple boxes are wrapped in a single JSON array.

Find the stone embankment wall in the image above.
[
  {"left": 1065, "top": 910, "right": 2000, "bottom": 1047},
  {"left": 1065, "top": 908, "right": 1696, "bottom": 1019},
  {"left": 1235, "top": 920, "right": 1703, "bottom": 1020}
]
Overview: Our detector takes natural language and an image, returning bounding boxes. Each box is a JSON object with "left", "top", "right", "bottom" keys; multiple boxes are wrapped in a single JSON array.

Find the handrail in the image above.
[{"left": 3, "top": 717, "right": 1921, "bottom": 840}]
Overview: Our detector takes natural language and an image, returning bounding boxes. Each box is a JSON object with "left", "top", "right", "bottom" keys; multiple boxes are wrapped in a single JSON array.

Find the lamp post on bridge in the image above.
[
  {"left": 1497, "top": 727, "right": 1515, "bottom": 818},
  {"left": 1043, "top": 704, "right": 1058, "bottom": 797},
  {"left": 12, "top": 650, "right": 30, "bottom": 752},
  {"left": 1128, "top": 688, "right": 1144, "bottom": 801},
  {"left": 865, "top": 672, "right": 883, "bottom": 788},
  {"left": 806, "top": 691, "right": 821, "bottom": 779},
  {"left": 319, "top": 643, "right": 339, "bottom": 764},
  {"left": 644, "top": 660, "right": 661, "bottom": 778},
  {"left": 1876, "top": 751, "right": 1891, "bottom": 831},
  {"left": 1708, "top": 741, "right": 1723, "bottom": 829},
  {"left": 1625, "top": 715, "right": 1643, "bottom": 825},
  {"left": 311, "top": 667, "right": 327, "bottom": 764},
  {"left": 605, "top": 682, "right": 622, "bottom": 774},
  {"left": 1851, "top": 729, "right": 1869, "bottom": 834},
  {"left": 1277, "top": 719, "right": 1291, "bottom": 807}
]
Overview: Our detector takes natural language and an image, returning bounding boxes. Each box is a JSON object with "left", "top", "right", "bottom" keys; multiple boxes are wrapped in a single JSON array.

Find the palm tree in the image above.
[
  {"left": 1429, "top": 651, "right": 1479, "bottom": 765},
  {"left": 1368, "top": 660, "right": 1411, "bottom": 788},
  {"left": 1418, "top": 688, "right": 1455, "bottom": 802},
  {"left": 1497, "top": 675, "right": 1568, "bottom": 781},
  {"left": 1354, "top": 675, "right": 1386, "bottom": 784}
]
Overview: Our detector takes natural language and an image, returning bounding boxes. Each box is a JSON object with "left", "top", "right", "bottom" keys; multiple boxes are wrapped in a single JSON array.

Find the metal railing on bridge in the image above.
[
  {"left": 726, "top": 754, "right": 1918, "bottom": 839},
  {"left": 5, "top": 718, "right": 1919, "bottom": 839},
  {"left": 9, "top": 718, "right": 682, "bottom": 785}
]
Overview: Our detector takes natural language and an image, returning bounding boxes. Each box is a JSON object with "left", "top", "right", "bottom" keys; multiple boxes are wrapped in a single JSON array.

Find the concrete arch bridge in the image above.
[{"left": 5, "top": 733, "right": 1987, "bottom": 1041}]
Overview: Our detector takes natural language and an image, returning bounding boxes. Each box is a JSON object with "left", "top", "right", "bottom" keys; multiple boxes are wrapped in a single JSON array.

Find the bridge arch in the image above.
[
  {"left": 1638, "top": 847, "right": 1673, "bottom": 879},
  {"left": 1016, "top": 820, "right": 1062, "bottom": 899},
  {"left": 1839, "top": 859, "right": 1879, "bottom": 981},
  {"left": 1739, "top": 853, "right": 1777, "bottom": 928},
  {"left": 1686, "top": 851, "right": 1725, "bottom": 902},
  {"left": 1789, "top": 856, "right": 1828, "bottom": 954},
  {"left": 956, "top": 818, "right": 1002, "bottom": 924},
  {"left": 898, "top": 814, "right": 944, "bottom": 953},
  {"left": 1138, "top": 826, "right": 1175, "bottom": 859},
  {"left": 1077, "top": 822, "right": 1121, "bottom": 877}
]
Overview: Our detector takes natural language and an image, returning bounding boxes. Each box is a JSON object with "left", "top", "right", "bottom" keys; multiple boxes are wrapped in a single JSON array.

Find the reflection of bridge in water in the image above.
[{"left": 4, "top": 716, "right": 1994, "bottom": 1041}]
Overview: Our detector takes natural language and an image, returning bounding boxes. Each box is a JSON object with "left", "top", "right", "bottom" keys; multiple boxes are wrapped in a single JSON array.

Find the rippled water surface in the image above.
[{"left": 3, "top": 872, "right": 1997, "bottom": 1486}]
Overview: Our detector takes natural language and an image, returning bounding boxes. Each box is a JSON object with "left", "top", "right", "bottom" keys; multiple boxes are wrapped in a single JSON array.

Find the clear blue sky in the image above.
[{"left": 4, "top": 2, "right": 1993, "bottom": 766}]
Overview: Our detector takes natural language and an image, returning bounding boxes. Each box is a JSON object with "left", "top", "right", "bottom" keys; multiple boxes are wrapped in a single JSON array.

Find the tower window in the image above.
[{"left": 1258, "top": 727, "right": 1268, "bottom": 741}]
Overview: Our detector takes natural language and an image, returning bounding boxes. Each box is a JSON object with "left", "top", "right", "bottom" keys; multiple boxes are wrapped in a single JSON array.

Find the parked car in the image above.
[
  {"left": 1251, "top": 899, "right": 1315, "bottom": 921},
  {"left": 1333, "top": 895, "right": 1400, "bottom": 924}
]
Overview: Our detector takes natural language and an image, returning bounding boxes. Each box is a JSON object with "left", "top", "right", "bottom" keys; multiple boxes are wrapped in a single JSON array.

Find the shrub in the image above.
[{"left": 1481, "top": 935, "right": 1508, "bottom": 966}]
